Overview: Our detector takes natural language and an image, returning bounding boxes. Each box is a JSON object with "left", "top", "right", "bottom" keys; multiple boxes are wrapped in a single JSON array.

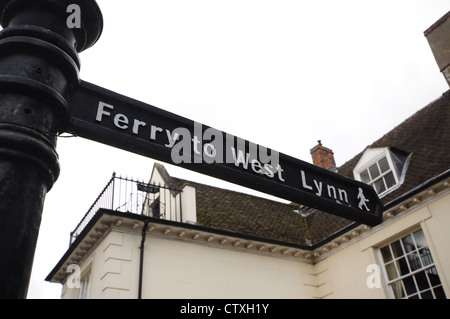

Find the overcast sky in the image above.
[{"left": 23, "top": 0, "right": 449, "bottom": 298}]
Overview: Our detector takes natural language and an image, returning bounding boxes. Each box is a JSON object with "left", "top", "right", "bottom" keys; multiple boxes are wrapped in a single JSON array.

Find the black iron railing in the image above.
[{"left": 69, "top": 173, "right": 182, "bottom": 245}]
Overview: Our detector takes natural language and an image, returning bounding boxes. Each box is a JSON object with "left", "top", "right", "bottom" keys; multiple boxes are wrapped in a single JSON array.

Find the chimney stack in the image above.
[
  {"left": 310, "top": 141, "right": 336, "bottom": 170},
  {"left": 425, "top": 11, "right": 450, "bottom": 87}
]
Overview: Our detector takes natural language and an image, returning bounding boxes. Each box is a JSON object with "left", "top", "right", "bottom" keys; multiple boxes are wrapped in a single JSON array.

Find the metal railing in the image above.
[{"left": 69, "top": 173, "right": 182, "bottom": 245}]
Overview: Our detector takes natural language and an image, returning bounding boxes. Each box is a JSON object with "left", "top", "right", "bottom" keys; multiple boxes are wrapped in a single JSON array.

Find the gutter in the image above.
[
  {"left": 383, "top": 168, "right": 450, "bottom": 210},
  {"left": 138, "top": 218, "right": 149, "bottom": 299}
]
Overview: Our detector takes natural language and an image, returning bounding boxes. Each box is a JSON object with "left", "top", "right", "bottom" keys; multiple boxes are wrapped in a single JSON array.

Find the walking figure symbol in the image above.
[{"left": 357, "top": 187, "right": 370, "bottom": 211}]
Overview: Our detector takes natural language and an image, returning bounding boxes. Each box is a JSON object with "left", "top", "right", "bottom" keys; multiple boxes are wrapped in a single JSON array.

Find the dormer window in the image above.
[
  {"left": 360, "top": 156, "right": 396, "bottom": 194},
  {"left": 353, "top": 148, "right": 411, "bottom": 197}
]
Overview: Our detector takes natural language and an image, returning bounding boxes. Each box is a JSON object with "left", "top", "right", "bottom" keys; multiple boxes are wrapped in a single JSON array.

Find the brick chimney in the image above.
[
  {"left": 425, "top": 11, "right": 450, "bottom": 87},
  {"left": 310, "top": 140, "right": 336, "bottom": 170}
]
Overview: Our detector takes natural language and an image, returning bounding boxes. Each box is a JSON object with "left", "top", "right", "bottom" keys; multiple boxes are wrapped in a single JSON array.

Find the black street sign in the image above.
[{"left": 68, "top": 80, "right": 383, "bottom": 226}]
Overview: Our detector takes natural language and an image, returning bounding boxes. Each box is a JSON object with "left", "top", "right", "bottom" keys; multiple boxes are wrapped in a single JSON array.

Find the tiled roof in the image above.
[
  {"left": 175, "top": 178, "right": 308, "bottom": 245},
  {"left": 155, "top": 90, "right": 450, "bottom": 246}
]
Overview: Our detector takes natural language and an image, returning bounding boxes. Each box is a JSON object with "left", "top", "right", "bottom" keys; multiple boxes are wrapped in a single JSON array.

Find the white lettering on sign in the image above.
[
  {"left": 301, "top": 169, "right": 352, "bottom": 204},
  {"left": 300, "top": 169, "right": 372, "bottom": 211},
  {"left": 114, "top": 113, "right": 128, "bottom": 129},
  {"left": 133, "top": 119, "right": 146, "bottom": 134},
  {"left": 96, "top": 101, "right": 113, "bottom": 121},
  {"left": 94, "top": 101, "right": 376, "bottom": 216},
  {"left": 94, "top": 101, "right": 283, "bottom": 182},
  {"left": 230, "top": 147, "right": 284, "bottom": 181},
  {"left": 165, "top": 130, "right": 179, "bottom": 148},
  {"left": 150, "top": 125, "right": 163, "bottom": 140}
]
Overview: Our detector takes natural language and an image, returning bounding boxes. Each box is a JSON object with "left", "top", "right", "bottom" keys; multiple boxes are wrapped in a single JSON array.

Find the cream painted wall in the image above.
[
  {"left": 66, "top": 230, "right": 316, "bottom": 299},
  {"left": 141, "top": 236, "right": 314, "bottom": 299},
  {"left": 421, "top": 192, "right": 450, "bottom": 295},
  {"left": 313, "top": 244, "right": 388, "bottom": 299}
]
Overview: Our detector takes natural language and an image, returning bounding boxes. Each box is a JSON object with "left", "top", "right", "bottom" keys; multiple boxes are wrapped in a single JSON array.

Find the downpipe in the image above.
[{"left": 138, "top": 218, "right": 149, "bottom": 299}]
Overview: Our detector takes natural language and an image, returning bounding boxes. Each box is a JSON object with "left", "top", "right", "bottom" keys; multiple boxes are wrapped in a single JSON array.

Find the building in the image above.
[{"left": 46, "top": 11, "right": 450, "bottom": 299}]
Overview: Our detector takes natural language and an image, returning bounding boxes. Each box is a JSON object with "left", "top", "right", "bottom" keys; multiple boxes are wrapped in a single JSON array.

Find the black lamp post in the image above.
[{"left": 0, "top": 0, "right": 103, "bottom": 299}]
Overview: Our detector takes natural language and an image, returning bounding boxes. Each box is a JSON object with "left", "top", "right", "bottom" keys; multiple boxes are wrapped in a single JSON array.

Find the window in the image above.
[
  {"left": 79, "top": 271, "right": 91, "bottom": 299},
  {"left": 359, "top": 156, "right": 397, "bottom": 195},
  {"left": 379, "top": 229, "right": 446, "bottom": 299},
  {"left": 353, "top": 148, "right": 411, "bottom": 197}
]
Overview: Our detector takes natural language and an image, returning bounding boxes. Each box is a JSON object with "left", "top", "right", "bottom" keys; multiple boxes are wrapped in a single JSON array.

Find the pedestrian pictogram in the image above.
[{"left": 358, "top": 187, "right": 371, "bottom": 212}]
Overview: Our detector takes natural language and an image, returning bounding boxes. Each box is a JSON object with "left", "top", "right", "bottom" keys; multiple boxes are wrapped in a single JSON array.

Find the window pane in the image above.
[
  {"left": 390, "top": 281, "right": 405, "bottom": 299},
  {"left": 427, "top": 267, "right": 441, "bottom": 286},
  {"left": 79, "top": 275, "right": 90, "bottom": 299},
  {"left": 433, "top": 286, "right": 446, "bottom": 299},
  {"left": 385, "top": 262, "right": 399, "bottom": 280},
  {"left": 420, "top": 290, "right": 433, "bottom": 299},
  {"left": 391, "top": 241, "right": 404, "bottom": 258},
  {"left": 374, "top": 178, "right": 386, "bottom": 194},
  {"left": 369, "top": 163, "right": 381, "bottom": 179},
  {"left": 402, "top": 234, "right": 415, "bottom": 253},
  {"left": 407, "top": 252, "right": 422, "bottom": 271},
  {"left": 381, "top": 246, "right": 392, "bottom": 263},
  {"left": 360, "top": 170, "right": 370, "bottom": 183},
  {"left": 403, "top": 276, "right": 417, "bottom": 296},
  {"left": 398, "top": 257, "right": 410, "bottom": 276},
  {"left": 378, "top": 157, "right": 390, "bottom": 173},
  {"left": 413, "top": 230, "right": 427, "bottom": 249},
  {"left": 419, "top": 248, "right": 434, "bottom": 266},
  {"left": 384, "top": 172, "right": 396, "bottom": 189},
  {"left": 415, "top": 271, "right": 429, "bottom": 291}
]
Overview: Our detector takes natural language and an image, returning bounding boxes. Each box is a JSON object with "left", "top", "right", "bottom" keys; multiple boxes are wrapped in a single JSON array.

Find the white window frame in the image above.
[
  {"left": 353, "top": 148, "right": 401, "bottom": 197},
  {"left": 78, "top": 271, "right": 91, "bottom": 299},
  {"left": 377, "top": 229, "right": 446, "bottom": 299}
]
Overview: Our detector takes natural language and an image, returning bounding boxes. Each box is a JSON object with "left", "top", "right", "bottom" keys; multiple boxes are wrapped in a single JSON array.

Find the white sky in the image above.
[{"left": 23, "top": 0, "right": 449, "bottom": 298}]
